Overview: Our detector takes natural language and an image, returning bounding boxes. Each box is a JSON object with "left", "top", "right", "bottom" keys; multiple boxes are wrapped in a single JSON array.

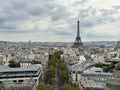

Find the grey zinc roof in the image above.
[
  {"left": 20, "top": 59, "right": 33, "bottom": 63},
  {"left": 0, "top": 65, "right": 40, "bottom": 73},
  {"left": 71, "top": 61, "right": 95, "bottom": 72},
  {"left": 82, "top": 71, "right": 112, "bottom": 76},
  {"left": 72, "top": 64, "right": 84, "bottom": 72}
]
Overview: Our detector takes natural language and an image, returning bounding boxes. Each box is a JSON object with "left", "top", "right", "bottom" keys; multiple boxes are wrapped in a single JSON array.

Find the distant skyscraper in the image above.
[
  {"left": 72, "top": 20, "right": 83, "bottom": 48},
  {"left": 116, "top": 38, "right": 120, "bottom": 48},
  {"left": 28, "top": 40, "right": 31, "bottom": 46}
]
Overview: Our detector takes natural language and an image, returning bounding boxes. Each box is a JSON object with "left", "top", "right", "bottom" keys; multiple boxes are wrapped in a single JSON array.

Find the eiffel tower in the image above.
[{"left": 72, "top": 20, "right": 83, "bottom": 48}]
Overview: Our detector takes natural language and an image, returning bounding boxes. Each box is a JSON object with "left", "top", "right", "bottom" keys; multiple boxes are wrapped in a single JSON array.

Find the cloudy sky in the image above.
[{"left": 0, "top": 0, "right": 120, "bottom": 42}]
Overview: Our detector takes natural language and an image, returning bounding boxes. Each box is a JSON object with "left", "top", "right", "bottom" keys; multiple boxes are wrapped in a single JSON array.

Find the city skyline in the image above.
[{"left": 0, "top": 0, "right": 120, "bottom": 42}]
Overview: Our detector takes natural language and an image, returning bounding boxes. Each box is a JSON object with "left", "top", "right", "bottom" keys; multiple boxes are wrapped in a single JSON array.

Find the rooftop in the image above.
[
  {"left": 71, "top": 61, "right": 95, "bottom": 72},
  {"left": 82, "top": 67, "right": 112, "bottom": 76},
  {"left": 0, "top": 64, "right": 41, "bottom": 73},
  {"left": 81, "top": 80, "right": 105, "bottom": 89},
  {"left": 2, "top": 79, "right": 36, "bottom": 88}
]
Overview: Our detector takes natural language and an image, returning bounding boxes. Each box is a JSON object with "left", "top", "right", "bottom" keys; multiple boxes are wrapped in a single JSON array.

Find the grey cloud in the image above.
[
  {"left": 0, "top": 28, "right": 38, "bottom": 34},
  {"left": 100, "top": 9, "right": 118, "bottom": 16},
  {"left": 0, "top": 25, "right": 16, "bottom": 30},
  {"left": 27, "top": 0, "right": 56, "bottom": 16},
  {"left": 11, "top": 0, "right": 28, "bottom": 10},
  {"left": 77, "top": 7, "right": 119, "bottom": 29},
  {"left": 81, "top": 21, "right": 94, "bottom": 27},
  {"left": 54, "top": 30, "right": 72, "bottom": 36},
  {"left": 79, "top": 7, "right": 97, "bottom": 19},
  {"left": 0, "top": 0, "right": 56, "bottom": 33},
  {"left": 49, "top": 29, "right": 72, "bottom": 36},
  {"left": 74, "top": 0, "right": 88, "bottom": 6},
  {"left": 27, "top": 6, "right": 47, "bottom": 16},
  {"left": 50, "top": 6, "right": 70, "bottom": 21},
  {"left": 0, "top": 0, "right": 71, "bottom": 34},
  {"left": 84, "top": 33, "right": 113, "bottom": 39},
  {"left": 0, "top": 0, "right": 119, "bottom": 41},
  {"left": 112, "top": 6, "right": 120, "bottom": 9},
  {"left": 0, "top": 2, "right": 29, "bottom": 23}
]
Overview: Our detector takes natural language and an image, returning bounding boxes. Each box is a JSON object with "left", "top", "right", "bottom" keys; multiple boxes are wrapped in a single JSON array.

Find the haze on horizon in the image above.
[{"left": 0, "top": 0, "right": 120, "bottom": 42}]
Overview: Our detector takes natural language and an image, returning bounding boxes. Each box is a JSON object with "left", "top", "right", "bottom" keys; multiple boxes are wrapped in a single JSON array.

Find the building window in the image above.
[{"left": 76, "top": 74, "right": 78, "bottom": 81}]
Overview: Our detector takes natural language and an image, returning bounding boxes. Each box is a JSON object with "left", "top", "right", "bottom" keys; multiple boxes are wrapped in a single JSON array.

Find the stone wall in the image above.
[{"left": 106, "top": 78, "right": 120, "bottom": 90}]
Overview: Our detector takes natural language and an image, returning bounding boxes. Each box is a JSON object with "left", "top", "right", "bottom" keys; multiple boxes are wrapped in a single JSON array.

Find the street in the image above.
[{"left": 54, "top": 63, "right": 59, "bottom": 90}]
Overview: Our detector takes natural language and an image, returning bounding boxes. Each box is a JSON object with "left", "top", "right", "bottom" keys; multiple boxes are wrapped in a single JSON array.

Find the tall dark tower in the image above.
[
  {"left": 116, "top": 38, "right": 120, "bottom": 49},
  {"left": 117, "top": 38, "right": 120, "bottom": 46},
  {"left": 72, "top": 20, "right": 83, "bottom": 48}
]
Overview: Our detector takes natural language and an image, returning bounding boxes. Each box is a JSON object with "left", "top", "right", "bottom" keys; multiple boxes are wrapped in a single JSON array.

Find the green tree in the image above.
[
  {"left": 103, "top": 64, "right": 115, "bottom": 72},
  {"left": 60, "top": 83, "right": 81, "bottom": 90},
  {"left": 48, "top": 59, "right": 56, "bottom": 66},
  {"left": 47, "top": 65, "right": 55, "bottom": 77},
  {"left": 54, "top": 50, "right": 63, "bottom": 59},
  {"left": 59, "top": 71, "right": 69, "bottom": 84},
  {"left": 46, "top": 65, "right": 55, "bottom": 84},
  {"left": 60, "top": 83, "right": 72, "bottom": 90},
  {"left": 45, "top": 50, "right": 64, "bottom": 86},
  {"left": 9, "top": 60, "right": 20, "bottom": 68},
  {"left": 58, "top": 61, "right": 66, "bottom": 71},
  {"left": 72, "top": 88, "right": 81, "bottom": 90},
  {"left": 31, "top": 60, "right": 41, "bottom": 64},
  {"left": 95, "top": 62, "right": 103, "bottom": 68},
  {"left": 36, "top": 82, "right": 53, "bottom": 90}
]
